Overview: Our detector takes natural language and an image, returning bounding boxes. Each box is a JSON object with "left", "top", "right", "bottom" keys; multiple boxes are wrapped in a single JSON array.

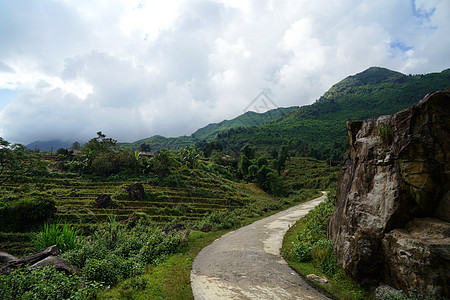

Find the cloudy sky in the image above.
[{"left": 0, "top": 0, "right": 449, "bottom": 144}]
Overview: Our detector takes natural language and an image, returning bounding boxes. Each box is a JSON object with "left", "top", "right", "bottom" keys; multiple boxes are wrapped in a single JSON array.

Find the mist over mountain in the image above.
[{"left": 23, "top": 67, "right": 450, "bottom": 155}]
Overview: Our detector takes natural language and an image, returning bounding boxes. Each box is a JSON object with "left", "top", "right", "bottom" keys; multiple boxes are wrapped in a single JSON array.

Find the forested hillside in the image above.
[
  {"left": 121, "top": 107, "right": 296, "bottom": 152},
  {"left": 214, "top": 67, "right": 450, "bottom": 160}
]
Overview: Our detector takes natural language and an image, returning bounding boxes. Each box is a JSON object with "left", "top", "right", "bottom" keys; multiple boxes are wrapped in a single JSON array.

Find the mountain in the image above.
[
  {"left": 121, "top": 106, "right": 296, "bottom": 151},
  {"left": 26, "top": 140, "right": 73, "bottom": 152},
  {"left": 213, "top": 67, "right": 450, "bottom": 159}
]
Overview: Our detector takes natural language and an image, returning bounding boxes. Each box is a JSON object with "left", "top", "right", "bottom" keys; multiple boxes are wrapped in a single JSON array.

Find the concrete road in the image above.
[{"left": 191, "top": 192, "right": 330, "bottom": 300}]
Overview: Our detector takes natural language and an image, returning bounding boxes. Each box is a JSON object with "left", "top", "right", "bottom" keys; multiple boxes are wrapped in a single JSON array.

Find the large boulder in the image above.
[
  {"left": 1, "top": 245, "right": 59, "bottom": 274},
  {"left": 0, "top": 252, "right": 18, "bottom": 266},
  {"left": 382, "top": 218, "right": 450, "bottom": 298},
  {"left": 328, "top": 89, "right": 450, "bottom": 296},
  {"left": 29, "top": 256, "right": 82, "bottom": 276},
  {"left": 125, "top": 183, "right": 146, "bottom": 201},
  {"left": 94, "top": 193, "right": 121, "bottom": 209}
]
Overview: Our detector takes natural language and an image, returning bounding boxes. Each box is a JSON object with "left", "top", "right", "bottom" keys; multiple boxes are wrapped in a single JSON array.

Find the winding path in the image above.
[{"left": 191, "top": 192, "right": 330, "bottom": 300}]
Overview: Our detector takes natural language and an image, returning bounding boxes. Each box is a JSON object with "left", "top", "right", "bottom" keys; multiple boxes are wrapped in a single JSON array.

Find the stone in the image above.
[
  {"left": 306, "top": 274, "right": 329, "bottom": 285},
  {"left": 374, "top": 284, "right": 403, "bottom": 300},
  {"left": 201, "top": 224, "right": 212, "bottom": 232},
  {"left": 125, "top": 183, "right": 146, "bottom": 201},
  {"left": 29, "top": 255, "right": 82, "bottom": 276},
  {"left": 163, "top": 223, "right": 186, "bottom": 235},
  {"left": 328, "top": 89, "right": 450, "bottom": 295},
  {"left": 1, "top": 245, "right": 59, "bottom": 274},
  {"left": 94, "top": 193, "right": 121, "bottom": 209},
  {"left": 382, "top": 218, "right": 450, "bottom": 298},
  {"left": 0, "top": 252, "right": 18, "bottom": 266}
]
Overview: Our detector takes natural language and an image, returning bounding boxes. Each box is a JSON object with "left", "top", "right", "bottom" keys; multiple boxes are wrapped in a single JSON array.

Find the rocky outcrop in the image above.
[
  {"left": 382, "top": 218, "right": 450, "bottom": 297},
  {"left": 1, "top": 245, "right": 81, "bottom": 277},
  {"left": 0, "top": 252, "right": 18, "bottom": 265},
  {"left": 328, "top": 89, "right": 450, "bottom": 297}
]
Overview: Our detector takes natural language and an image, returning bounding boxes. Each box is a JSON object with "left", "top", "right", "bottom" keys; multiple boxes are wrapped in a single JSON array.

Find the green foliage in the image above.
[
  {"left": 293, "top": 242, "right": 313, "bottom": 262},
  {"left": 177, "top": 146, "right": 202, "bottom": 169},
  {"left": 298, "top": 195, "right": 335, "bottom": 243},
  {"left": 0, "top": 137, "right": 48, "bottom": 185},
  {"left": 0, "top": 266, "right": 102, "bottom": 300},
  {"left": 148, "top": 148, "right": 180, "bottom": 175},
  {"left": 378, "top": 123, "right": 393, "bottom": 144},
  {"left": 34, "top": 223, "right": 82, "bottom": 253},
  {"left": 121, "top": 107, "right": 296, "bottom": 152},
  {"left": 240, "top": 144, "right": 256, "bottom": 160},
  {"left": 197, "top": 209, "right": 242, "bottom": 230},
  {"left": 215, "top": 68, "right": 450, "bottom": 159},
  {"left": 61, "top": 217, "right": 187, "bottom": 286},
  {"left": 81, "top": 131, "right": 117, "bottom": 155},
  {"left": 293, "top": 193, "right": 339, "bottom": 277},
  {"left": 0, "top": 196, "right": 56, "bottom": 232},
  {"left": 90, "top": 150, "right": 137, "bottom": 176}
]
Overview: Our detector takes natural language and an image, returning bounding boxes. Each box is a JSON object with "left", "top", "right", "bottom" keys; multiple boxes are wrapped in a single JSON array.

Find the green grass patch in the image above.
[
  {"left": 281, "top": 194, "right": 371, "bottom": 300},
  {"left": 99, "top": 230, "right": 226, "bottom": 299}
]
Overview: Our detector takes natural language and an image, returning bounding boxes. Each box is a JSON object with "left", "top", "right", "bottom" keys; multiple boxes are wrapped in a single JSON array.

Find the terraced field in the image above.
[{"left": 0, "top": 170, "right": 271, "bottom": 255}]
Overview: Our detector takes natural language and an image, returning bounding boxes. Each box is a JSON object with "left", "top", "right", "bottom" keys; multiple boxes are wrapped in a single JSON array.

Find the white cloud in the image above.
[{"left": 0, "top": 0, "right": 449, "bottom": 144}]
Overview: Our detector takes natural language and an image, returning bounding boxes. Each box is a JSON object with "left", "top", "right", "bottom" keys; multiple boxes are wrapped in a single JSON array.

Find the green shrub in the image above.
[
  {"left": 34, "top": 223, "right": 82, "bottom": 253},
  {"left": 0, "top": 196, "right": 56, "bottom": 231},
  {"left": 311, "top": 239, "right": 338, "bottom": 276},
  {"left": 138, "top": 230, "right": 188, "bottom": 265},
  {"left": 294, "top": 192, "right": 339, "bottom": 277},
  {"left": 294, "top": 241, "right": 313, "bottom": 262},
  {"left": 0, "top": 265, "right": 102, "bottom": 300},
  {"left": 62, "top": 218, "right": 186, "bottom": 287},
  {"left": 377, "top": 123, "right": 393, "bottom": 144},
  {"left": 198, "top": 209, "right": 241, "bottom": 230},
  {"left": 297, "top": 194, "right": 335, "bottom": 244}
]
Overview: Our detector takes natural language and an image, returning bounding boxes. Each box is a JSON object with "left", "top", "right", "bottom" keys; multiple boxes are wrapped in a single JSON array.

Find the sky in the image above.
[{"left": 0, "top": 0, "right": 449, "bottom": 144}]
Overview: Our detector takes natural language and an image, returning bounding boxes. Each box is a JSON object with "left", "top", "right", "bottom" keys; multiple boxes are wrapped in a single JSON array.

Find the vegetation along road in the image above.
[{"left": 191, "top": 192, "right": 330, "bottom": 299}]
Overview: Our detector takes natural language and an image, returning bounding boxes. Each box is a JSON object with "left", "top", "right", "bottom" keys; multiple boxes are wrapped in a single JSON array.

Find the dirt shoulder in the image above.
[{"left": 191, "top": 192, "right": 330, "bottom": 299}]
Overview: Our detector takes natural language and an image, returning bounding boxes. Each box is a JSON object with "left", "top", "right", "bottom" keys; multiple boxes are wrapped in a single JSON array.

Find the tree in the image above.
[
  {"left": 82, "top": 132, "right": 117, "bottom": 155},
  {"left": 71, "top": 141, "right": 81, "bottom": 150},
  {"left": 0, "top": 137, "right": 47, "bottom": 185},
  {"left": 80, "top": 132, "right": 117, "bottom": 173},
  {"left": 139, "top": 143, "right": 151, "bottom": 152},
  {"left": 274, "top": 145, "right": 289, "bottom": 174},
  {"left": 240, "top": 144, "right": 256, "bottom": 160}
]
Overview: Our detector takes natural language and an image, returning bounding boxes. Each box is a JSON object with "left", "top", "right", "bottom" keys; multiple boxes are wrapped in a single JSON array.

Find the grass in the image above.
[
  {"left": 1, "top": 154, "right": 339, "bottom": 298},
  {"left": 98, "top": 230, "right": 227, "bottom": 299},
  {"left": 99, "top": 189, "right": 323, "bottom": 299},
  {"left": 282, "top": 218, "right": 372, "bottom": 300}
]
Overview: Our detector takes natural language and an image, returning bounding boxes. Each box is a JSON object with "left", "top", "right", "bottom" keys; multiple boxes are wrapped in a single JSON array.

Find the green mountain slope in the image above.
[
  {"left": 214, "top": 67, "right": 450, "bottom": 159},
  {"left": 122, "top": 106, "right": 296, "bottom": 151}
]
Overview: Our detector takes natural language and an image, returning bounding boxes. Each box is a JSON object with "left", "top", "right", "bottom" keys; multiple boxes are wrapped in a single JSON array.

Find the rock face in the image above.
[{"left": 328, "top": 89, "right": 450, "bottom": 297}]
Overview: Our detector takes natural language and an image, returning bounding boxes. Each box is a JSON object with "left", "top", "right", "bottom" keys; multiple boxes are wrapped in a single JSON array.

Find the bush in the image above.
[
  {"left": 294, "top": 241, "right": 313, "bottom": 262},
  {"left": 198, "top": 209, "right": 241, "bottom": 230},
  {"left": 0, "top": 266, "right": 102, "bottom": 299},
  {"left": 0, "top": 196, "right": 56, "bottom": 231},
  {"left": 34, "top": 223, "right": 82, "bottom": 253},
  {"left": 61, "top": 218, "right": 187, "bottom": 286},
  {"left": 311, "top": 239, "right": 338, "bottom": 276},
  {"left": 294, "top": 192, "right": 339, "bottom": 277}
]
